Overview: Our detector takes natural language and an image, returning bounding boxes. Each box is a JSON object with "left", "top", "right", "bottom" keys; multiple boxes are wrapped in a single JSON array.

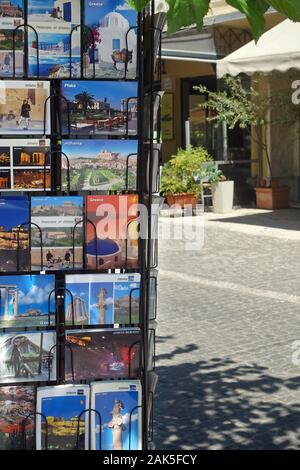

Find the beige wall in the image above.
[{"left": 250, "top": 72, "right": 300, "bottom": 200}]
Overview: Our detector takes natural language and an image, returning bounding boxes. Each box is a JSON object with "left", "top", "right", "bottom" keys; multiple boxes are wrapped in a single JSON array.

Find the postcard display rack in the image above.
[{"left": 0, "top": 0, "right": 162, "bottom": 451}]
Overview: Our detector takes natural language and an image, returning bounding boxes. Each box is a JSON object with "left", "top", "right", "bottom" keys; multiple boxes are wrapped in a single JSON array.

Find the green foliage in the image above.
[
  {"left": 203, "top": 161, "right": 224, "bottom": 183},
  {"left": 195, "top": 75, "right": 300, "bottom": 178},
  {"left": 126, "top": 0, "right": 300, "bottom": 39},
  {"left": 160, "top": 146, "right": 213, "bottom": 196},
  {"left": 166, "top": 0, "right": 210, "bottom": 34},
  {"left": 195, "top": 75, "right": 300, "bottom": 131}
]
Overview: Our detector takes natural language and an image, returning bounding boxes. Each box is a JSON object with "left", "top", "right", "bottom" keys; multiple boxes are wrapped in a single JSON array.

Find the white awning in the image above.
[{"left": 217, "top": 19, "right": 300, "bottom": 78}]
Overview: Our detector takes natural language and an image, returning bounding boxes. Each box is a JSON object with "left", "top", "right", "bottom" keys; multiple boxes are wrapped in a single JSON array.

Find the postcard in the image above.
[
  {"left": 27, "top": 0, "right": 81, "bottom": 78},
  {"left": 65, "top": 273, "right": 141, "bottom": 325},
  {"left": 0, "top": 196, "right": 29, "bottom": 272},
  {"left": 61, "top": 80, "right": 138, "bottom": 136},
  {"left": 86, "top": 195, "right": 139, "bottom": 270},
  {"left": 0, "top": 1, "right": 24, "bottom": 77},
  {"left": 61, "top": 139, "right": 138, "bottom": 191},
  {"left": 0, "top": 385, "right": 35, "bottom": 450},
  {"left": 0, "top": 330, "right": 57, "bottom": 384},
  {"left": 36, "top": 384, "right": 89, "bottom": 450},
  {"left": 0, "top": 80, "right": 51, "bottom": 135},
  {"left": 0, "top": 274, "right": 55, "bottom": 328},
  {"left": 31, "top": 195, "right": 83, "bottom": 271},
  {"left": 90, "top": 380, "right": 142, "bottom": 450},
  {"left": 0, "top": 138, "right": 51, "bottom": 191},
  {"left": 65, "top": 328, "right": 141, "bottom": 381},
  {"left": 83, "top": 0, "right": 137, "bottom": 80}
]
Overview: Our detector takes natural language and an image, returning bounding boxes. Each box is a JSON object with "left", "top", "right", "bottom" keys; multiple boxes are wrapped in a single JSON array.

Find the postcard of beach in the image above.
[{"left": 27, "top": 0, "right": 81, "bottom": 78}]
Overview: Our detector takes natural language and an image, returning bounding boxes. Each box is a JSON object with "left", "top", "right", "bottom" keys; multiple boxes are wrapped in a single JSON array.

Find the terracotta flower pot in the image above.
[
  {"left": 255, "top": 186, "right": 289, "bottom": 209},
  {"left": 166, "top": 193, "right": 199, "bottom": 208}
]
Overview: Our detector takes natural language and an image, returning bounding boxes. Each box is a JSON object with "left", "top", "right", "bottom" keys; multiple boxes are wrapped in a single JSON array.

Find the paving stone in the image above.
[{"left": 155, "top": 211, "right": 300, "bottom": 449}]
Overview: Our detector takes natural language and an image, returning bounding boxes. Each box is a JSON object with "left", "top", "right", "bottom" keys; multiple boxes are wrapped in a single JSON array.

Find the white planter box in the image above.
[{"left": 211, "top": 181, "right": 234, "bottom": 213}]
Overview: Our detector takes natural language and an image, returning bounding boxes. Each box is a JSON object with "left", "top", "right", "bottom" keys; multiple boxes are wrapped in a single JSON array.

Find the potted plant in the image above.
[
  {"left": 205, "top": 162, "right": 234, "bottom": 213},
  {"left": 196, "top": 76, "right": 300, "bottom": 210},
  {"left": 160, "top": 146, "right": 213, "bottom": 208}
]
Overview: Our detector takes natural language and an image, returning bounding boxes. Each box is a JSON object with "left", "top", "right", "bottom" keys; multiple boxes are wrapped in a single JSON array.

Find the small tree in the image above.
[
  {"left": 195, "top": 75, "right": 300, "bottom": 182},
  {"left": 74, "top": 92, "right": 95, "bottom": 118},
  {"left": 160, "top": 146, "right": 213, "bottom": 197}
]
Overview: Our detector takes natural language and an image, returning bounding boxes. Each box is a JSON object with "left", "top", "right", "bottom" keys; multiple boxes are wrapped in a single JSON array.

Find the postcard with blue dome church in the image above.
[
  {"left": 84, "top": 0, "right": 137, "bottom": 79},
  {"left": 86, "top": 194, "right": 139, "bottom": 270},
  {"left": 27, "top": 0, "right": 81, "bottom": 78}
]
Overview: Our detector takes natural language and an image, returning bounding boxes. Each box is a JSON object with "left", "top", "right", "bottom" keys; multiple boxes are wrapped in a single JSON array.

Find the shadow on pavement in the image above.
[{"left": 154, "top": 347, "right": 300, "bottom": 450}]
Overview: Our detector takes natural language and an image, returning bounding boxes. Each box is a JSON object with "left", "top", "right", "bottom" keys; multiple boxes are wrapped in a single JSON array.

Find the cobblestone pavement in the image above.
[{"left": 155, "top": 209, "right": 300, "bottom": 450}]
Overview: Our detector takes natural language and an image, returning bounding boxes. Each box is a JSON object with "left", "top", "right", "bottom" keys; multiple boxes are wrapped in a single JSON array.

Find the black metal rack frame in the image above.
[{"left": 0, "top": 0, "right": 162, "bottom": 451}]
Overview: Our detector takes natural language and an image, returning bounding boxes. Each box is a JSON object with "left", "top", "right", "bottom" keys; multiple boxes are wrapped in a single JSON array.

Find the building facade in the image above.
[{"left": 161, "top": 2, "right": 285, "bottom": 205}]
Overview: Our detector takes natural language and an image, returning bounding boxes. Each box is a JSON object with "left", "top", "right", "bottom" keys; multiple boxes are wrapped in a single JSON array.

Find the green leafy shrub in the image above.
[{"left": 160, "top": 146, "right": 213, "bottom": 197}]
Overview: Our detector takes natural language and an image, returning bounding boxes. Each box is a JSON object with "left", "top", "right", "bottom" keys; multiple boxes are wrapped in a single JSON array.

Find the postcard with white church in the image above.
[{"left": 84, "top": 0, "right": 137, "bottom": 79}]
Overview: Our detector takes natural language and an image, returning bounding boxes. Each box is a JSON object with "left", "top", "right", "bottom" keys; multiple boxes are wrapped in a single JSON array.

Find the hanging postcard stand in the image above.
[
  {"left": 76, "top": 408, "right": 102, "bottom": 451},
  {"left": 124, "top": 26, "right": 138, "bottom": 81},
  {"left": 21, "top": 411, "right": 49, "bottom": 451},
  {"left": 128, "top": 339, "right": 142, "bottom": 379},
  {"left": 148, "top": 327, "right": 156, "bottom": 372},
  {"left": 12, "top": 24, "right": 40, "bottom": 79},
  {"left": 0, "top": 1, "right": 161, "bottom": 450},
  {"left": 43, "top": 94, "right": 71, "bottom": 136},
  {"left": 153, "top": 27, "right": 163, "bottom": 83},
  {"left": 69, "top": 25, "right": 97, "bottom": 80},
  {"left": 125, "top": 96, "right": 139, "bottom": 137},
  {"left": 129, "top": 286, "right": 141, "bottom": 324},
  {"left": 148, "top": 391, "right": 155, "bottom": 443},
  {"left": 128, "top": 404, "right": 143, "bottom": 450},
  {"left": 46, "top": 150, "right": 71, "bottom": 193},
  {"left": 48, "top": 286, "right": 75, "bottom": 328},
  {"left": 16, "top": 221, "right": 43, "bottom": 272},
  {"left": 125, "top": 152, "right": 138, "bottom": 191},
  {"left": 149, "top": 271, "right": 158, "bottom": 320}
]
